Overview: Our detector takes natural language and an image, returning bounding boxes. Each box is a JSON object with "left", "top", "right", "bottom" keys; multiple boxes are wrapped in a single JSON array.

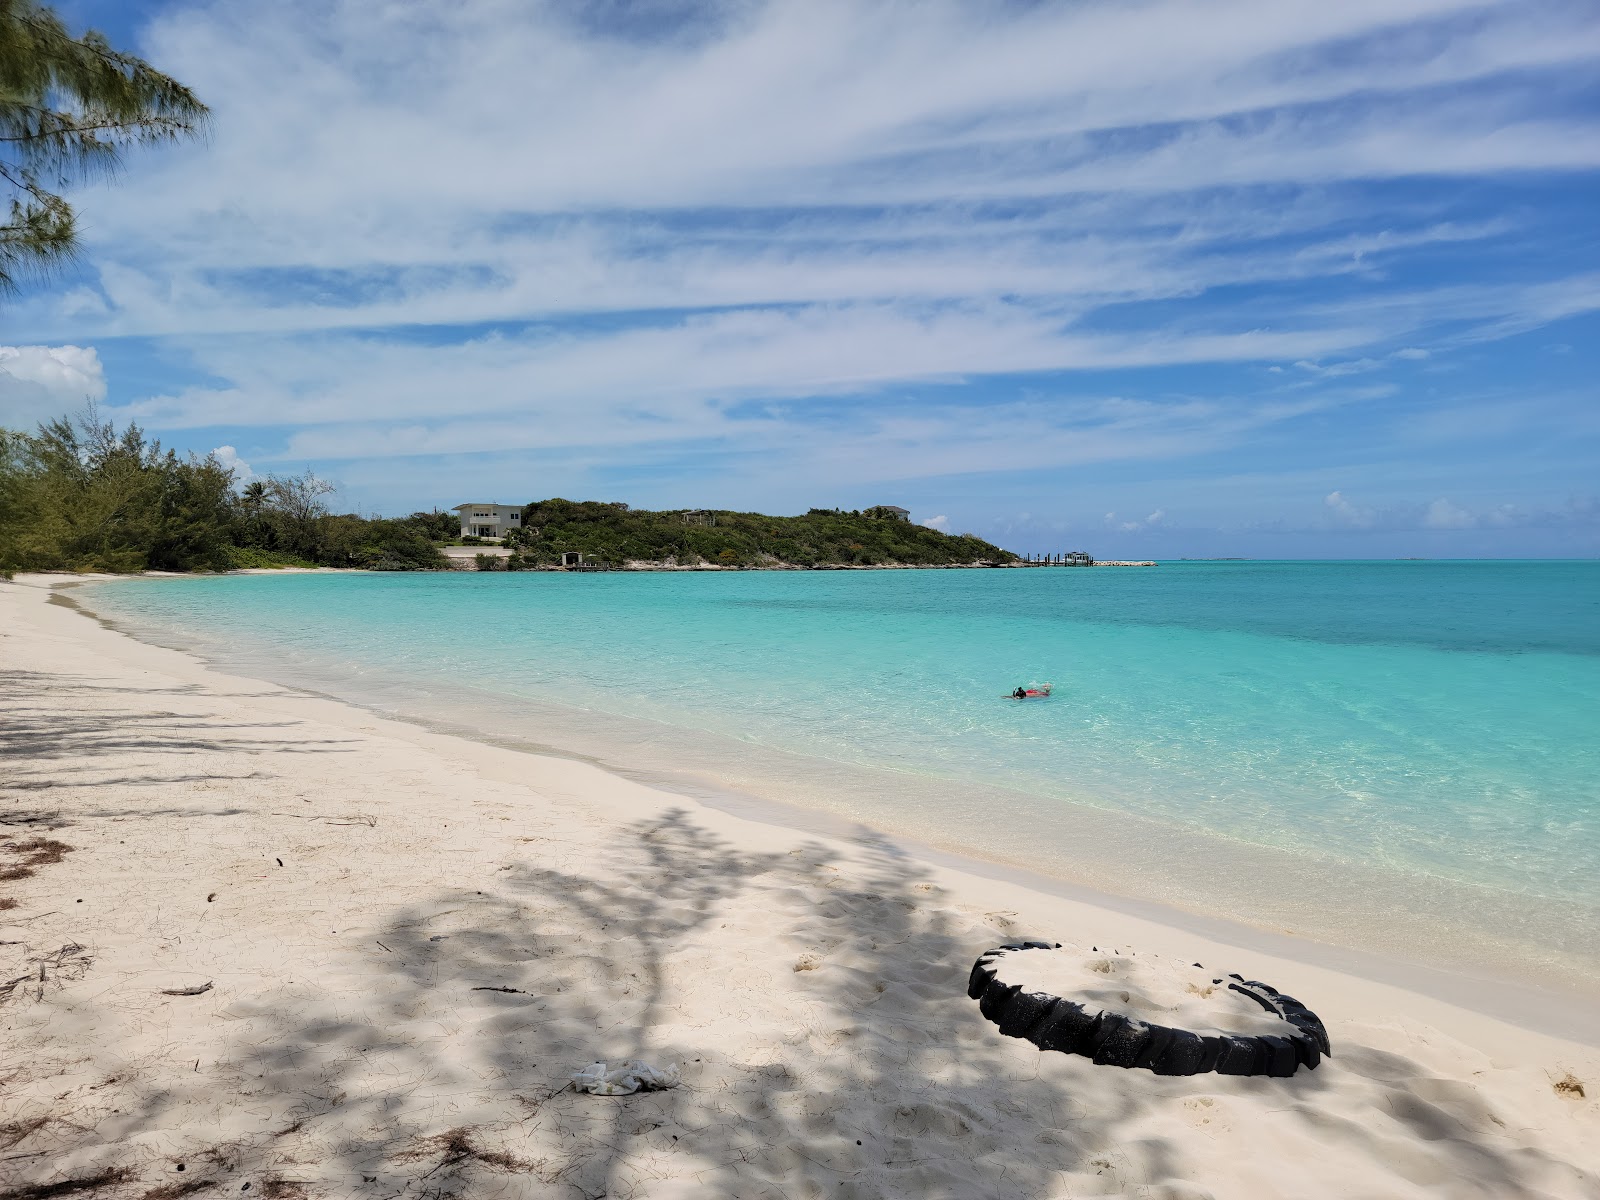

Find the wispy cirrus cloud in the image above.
[
  {"left": 114, "top": 304, "right": 1380, "bottom": 436},
  {"left": 2, "top": 0, "right": 1596, "bottom": 552}
]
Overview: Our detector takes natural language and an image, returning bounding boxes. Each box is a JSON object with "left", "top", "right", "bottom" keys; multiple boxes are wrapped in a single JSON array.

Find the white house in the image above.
[
  {"left": 867, "top": 505, "right": 911, "bottom": 521},
  {"left": 454, "top": 503, "right": 522, "bottom": 539}
]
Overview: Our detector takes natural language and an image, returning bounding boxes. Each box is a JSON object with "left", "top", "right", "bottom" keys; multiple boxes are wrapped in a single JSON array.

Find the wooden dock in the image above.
[
  {"left": 1015, "top": 551, "right": 1095, "bottom": 566},
  {"left": 1011, "top": 553, "right": 1156, "bottom": 567}
]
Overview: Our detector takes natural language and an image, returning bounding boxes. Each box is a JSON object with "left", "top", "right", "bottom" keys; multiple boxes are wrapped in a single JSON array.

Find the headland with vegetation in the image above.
[
  {"left": 0, "top": 414, "right": 1014, "bottom": 574},
  {"left": 485, "top": 499, "right": 1011, "bottom": 570}
]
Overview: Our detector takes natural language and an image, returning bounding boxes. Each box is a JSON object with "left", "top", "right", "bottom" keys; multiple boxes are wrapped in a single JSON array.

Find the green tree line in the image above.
[
  {"left": 1, "top": 416, "right": 1014, "bottom": 576},
  {"left": 498, "top": 498, "right": 1012, "bottom": 568},
  {"left": 0, "top": 412, "right": 447, "bottom": 574}
]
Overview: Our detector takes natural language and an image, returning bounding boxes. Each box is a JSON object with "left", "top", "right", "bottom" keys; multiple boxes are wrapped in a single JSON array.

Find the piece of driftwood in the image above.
[{"left": 159, "top": 981, "right": 214, "bottom": 996}]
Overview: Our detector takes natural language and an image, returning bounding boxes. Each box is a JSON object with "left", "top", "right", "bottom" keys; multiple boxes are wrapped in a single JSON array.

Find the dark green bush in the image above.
[
  {"left": 0, "top": 414, "right": 450, "bottom": 575},
  {"left": 509, "top": 498, "right": 1011, "bottom": 568},
  {"left": 223, "top": 545, "right": 319, "bottom": 570},
  {"left": 0, "top": 414, "right": 237, "bottom": 573}
]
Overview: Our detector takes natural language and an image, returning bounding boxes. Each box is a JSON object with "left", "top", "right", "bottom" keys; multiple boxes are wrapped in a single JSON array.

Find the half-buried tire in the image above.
[{"left": 968, "top": 943, "right": 1329, "bottom": 1078}]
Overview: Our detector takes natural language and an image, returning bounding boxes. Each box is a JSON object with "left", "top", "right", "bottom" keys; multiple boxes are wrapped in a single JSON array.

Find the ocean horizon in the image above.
[{"left": 83, "top": 559, "right": 1600, "bottom": 995}]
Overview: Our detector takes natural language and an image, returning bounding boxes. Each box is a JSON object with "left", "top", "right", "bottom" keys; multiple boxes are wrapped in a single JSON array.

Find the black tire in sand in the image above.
[{"left": 968, "top": 942, "right": 1331, "bottom": 1078}]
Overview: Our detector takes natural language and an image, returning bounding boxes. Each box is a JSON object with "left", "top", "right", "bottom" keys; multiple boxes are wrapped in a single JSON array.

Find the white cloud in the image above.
[
  {"left": 1423, "top": 498, "right": 1476, "bottom": 529},
  {"left": 0, "top": 345, "right": 107, "bottom": 430},
  {"left": 211, "top": 445, "right": 254, "bottom": 483},
  {"left": 1325, "top": 489, "right": 1378, "bottom": 528},
  {"left": 0, "top": 0, "right": 1594, "bottom": 493},
  {"left": 921, "top": 514, "right": 949, "bottom": 530},
  {"left": 1106, "top": 507, "right": 1167, "bottom": 533},
  {"left": 106, "top": 306, "right": 1379, "bottom": 447},
  {"left": 6, "top": 3, "right": 1592, "bottom": 336},
  {"left": 1291, "top": 344, "right": 1447, "bottom": 378},
  {"left": 1320, "top": 491, "right": 1599, "bottom": 533},
  {"left": 105, "top": 0, "right": 1596, "bottom": 232},
  {"left": 1295, "top": 357, "right": 1382, "bottom": 377}
]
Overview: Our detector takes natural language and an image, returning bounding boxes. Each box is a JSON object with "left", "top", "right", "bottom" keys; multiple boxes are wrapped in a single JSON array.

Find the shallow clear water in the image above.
[{"left": 86, "top": 562, "right": 1600, "bottom": 983}]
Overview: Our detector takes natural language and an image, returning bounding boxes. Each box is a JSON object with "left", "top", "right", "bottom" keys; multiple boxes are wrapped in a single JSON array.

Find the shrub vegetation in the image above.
[
  {"left": 0, "top": 415, "right": 1011, "bottom": 575},
  {"left": 503, "top": 499, "right": 1012, "bottom": 567},
  {"left": 0, "top": 411, "right": 449, "bottom": 573}
]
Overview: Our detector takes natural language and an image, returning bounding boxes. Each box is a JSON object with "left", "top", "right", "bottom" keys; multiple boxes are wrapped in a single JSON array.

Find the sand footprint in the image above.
[{"left": 1182, "top": 1094, "right": 1227, "bottom": 1132}]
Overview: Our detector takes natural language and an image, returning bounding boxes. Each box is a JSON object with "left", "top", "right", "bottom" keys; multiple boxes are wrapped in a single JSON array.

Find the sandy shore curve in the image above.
[{"left": 2, "top": 574, "right": 1597, "bottom": 1199}]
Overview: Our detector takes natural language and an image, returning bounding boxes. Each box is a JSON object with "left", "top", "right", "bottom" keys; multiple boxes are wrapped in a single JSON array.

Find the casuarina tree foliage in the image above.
[
  {"left": 0, "top": 0, "right": 208, "bottom": 289},
  {"left": 0, "top": 411, "right": 450, "bottom": 574},
  {"left": 0, "top": 408, "right": 236, "bottom": 572}
]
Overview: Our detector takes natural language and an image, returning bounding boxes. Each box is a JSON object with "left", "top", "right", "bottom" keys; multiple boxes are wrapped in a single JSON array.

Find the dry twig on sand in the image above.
[
  {"left": 158, "top": 982, "right": 213, "bottom": 997},
  {"left": 0, "top": 944, "right": 92, "bottom": 1004},
  {"left": 0, "top": 1166, "right": 132, "bottom": 1199}
]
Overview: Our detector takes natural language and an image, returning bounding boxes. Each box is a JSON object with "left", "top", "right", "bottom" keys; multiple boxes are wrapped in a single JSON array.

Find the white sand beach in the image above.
[{"left": 2, "top": 575, "right": 1597, "bottom": 1200}]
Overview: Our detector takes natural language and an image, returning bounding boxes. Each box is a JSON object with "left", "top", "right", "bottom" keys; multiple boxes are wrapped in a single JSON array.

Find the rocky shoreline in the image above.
[{"left": 439, "top": 546, "right": 1158, "bottom": 572}]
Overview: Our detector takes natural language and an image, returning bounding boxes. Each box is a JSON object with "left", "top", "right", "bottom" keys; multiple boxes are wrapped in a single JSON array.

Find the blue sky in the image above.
[{"left": 2, "top": 0, "right": 1598, "bottom": 557}]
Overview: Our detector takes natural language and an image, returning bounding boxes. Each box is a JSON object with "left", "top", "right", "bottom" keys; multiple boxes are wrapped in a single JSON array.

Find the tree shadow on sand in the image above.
[
  {"left": 0, "top": 669, "right": 356, "bottom": 805},
  {"left": 2, "top": 810, "right": 1593, "bottom": 1200}
]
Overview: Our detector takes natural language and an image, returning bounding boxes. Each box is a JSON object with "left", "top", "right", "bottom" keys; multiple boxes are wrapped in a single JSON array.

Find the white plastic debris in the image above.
[{"left": 570, "top": 1060, "right": 681, "bottom": 1096}]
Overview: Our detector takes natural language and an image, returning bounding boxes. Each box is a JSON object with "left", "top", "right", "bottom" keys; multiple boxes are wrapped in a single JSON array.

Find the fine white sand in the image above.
[{"left": 2, "top": 574, "right": 1597, "bottom": 1200}]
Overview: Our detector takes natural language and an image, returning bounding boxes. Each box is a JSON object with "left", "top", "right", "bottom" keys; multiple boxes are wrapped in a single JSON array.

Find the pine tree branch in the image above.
[
  {"left": 0, "top": 0, "right": 206, "bottom": 289},
  {"left": 1, "top": 112, "right": 196, "bottom": 143},
  {"left": 13, "top": 11, "right": 209, "bottom": 122}
]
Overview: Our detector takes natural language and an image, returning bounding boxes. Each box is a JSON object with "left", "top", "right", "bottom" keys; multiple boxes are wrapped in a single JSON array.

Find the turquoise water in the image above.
[{"left": 86, "top": 562, "right": 1600, "bottom": 984}]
